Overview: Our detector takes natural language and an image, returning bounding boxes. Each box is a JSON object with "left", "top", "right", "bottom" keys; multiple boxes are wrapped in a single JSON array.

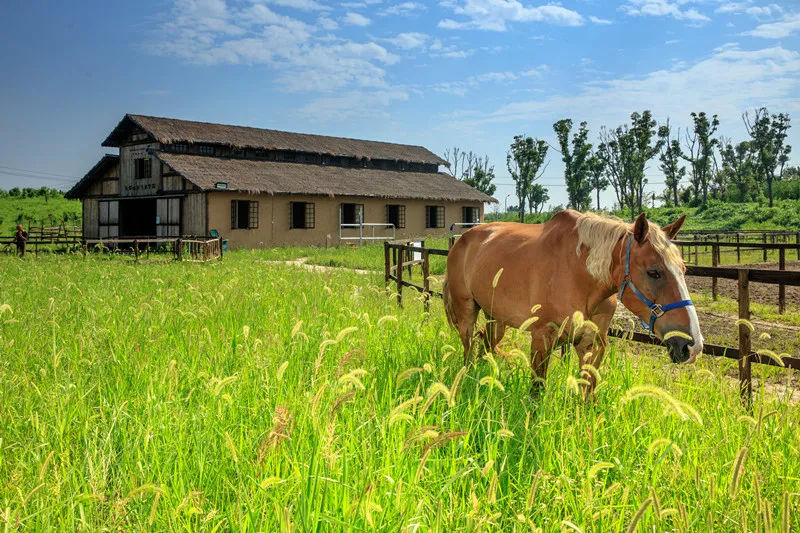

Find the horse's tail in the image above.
[{"left": 442, "top": 274, "right": 457, "bottom": 330}]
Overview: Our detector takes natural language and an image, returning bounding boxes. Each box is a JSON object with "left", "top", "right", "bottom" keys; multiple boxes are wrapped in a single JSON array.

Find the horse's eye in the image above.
[{"left": 647, "top": 270, "right": 661, "bottom": 280}]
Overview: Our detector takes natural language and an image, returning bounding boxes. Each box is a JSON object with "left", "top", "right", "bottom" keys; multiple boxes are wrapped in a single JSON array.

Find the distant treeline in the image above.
[{"left": 0, "top": 187, "right": 67, "bottom": 200}]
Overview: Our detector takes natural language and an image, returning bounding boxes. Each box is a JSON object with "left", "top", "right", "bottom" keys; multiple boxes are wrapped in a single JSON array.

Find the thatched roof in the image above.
[
  {"left": 65, "top": 154, "right": 119, "bottom": 199},
  {"left": 155, "top": 152, "right": 496, "bottom": 203},
  {"left": 103, "top": 114, "right": 448, "bottom": 166}
]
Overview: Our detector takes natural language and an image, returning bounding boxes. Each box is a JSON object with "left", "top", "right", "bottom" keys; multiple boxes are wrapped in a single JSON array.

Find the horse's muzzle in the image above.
[{"left": 665, "top": 336, "right": 695, "bottom": 364}]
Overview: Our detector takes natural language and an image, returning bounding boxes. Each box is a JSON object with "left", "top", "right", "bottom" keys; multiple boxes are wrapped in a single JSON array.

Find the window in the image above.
[
  {"left": 462, "top": 206, "right": 480, "bottom": 225},
  {"left": 198, "top": 145, "right": 214, "bottom": 156},
  {"left": 172, "top": 144, "right": 188, "bottom": 153},
  {"left": 386, "top": 204, "right": 406, "bottom": 229},
  {"left": 98, "top": 200, "right": 119, "bottom": 239},
  {"left": 283, "top": 152, "right": 296, "bottom": 162},
  {"left": 290, "top": 202, "right": 315, "bottom": 229},
  {"left": 231, "top": 200, "right": 259, "bottom": 230},
  {"left": 134, "top": 158, "right": 151, "bottom": 180},
  {"left": 340, "top": 203, "right": 363, "bottom": 225},
  {"left": 425, "top": 205, "right": 444, "bottom": 229}
]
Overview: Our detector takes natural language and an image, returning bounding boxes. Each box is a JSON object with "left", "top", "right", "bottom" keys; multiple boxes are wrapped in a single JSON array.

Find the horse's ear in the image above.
[
  {"left": 633, "top": 212, "right": 649, "bottom": 244},
  {"left": 662, "top": 214, "right": 686, "bottom": 240}
]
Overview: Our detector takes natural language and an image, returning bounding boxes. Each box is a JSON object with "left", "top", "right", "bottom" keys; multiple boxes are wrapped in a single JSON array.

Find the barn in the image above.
[{"left": 65, "top": 114, "right": 495, "bottom": 249}]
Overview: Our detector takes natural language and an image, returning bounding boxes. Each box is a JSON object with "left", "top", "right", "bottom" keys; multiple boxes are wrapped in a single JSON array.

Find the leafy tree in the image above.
[
  {"left": 598, "top": 111, "right": 663, "bottom": 220},
  {"left": 9, "top": 187, "right": 21, "bottom": 197},
  {"left": 462, "top": 157, "right": 497, "bottom": 197},
  {"left": 682, "top": 112, "right": 720, "bottom": 206},
  {"left": 657, "top": 121, "right": 686, "bottom": 207},
  {"left": 587, "top": 154, "right": 608, "bottom": 210},
  {"left": 507, "top": 135, "right": 549, "bottom": 222},
  {"left": 743, "top": 108, "right": 792, "bottom": 207},
  {"left": 553, "top": 119, "right": 593, "bottom": 211},
  {"left": 527, "top": 184, "right": 550, "bottom": 214}
]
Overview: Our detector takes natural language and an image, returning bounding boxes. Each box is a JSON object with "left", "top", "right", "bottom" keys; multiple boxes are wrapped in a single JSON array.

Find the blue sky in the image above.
[{"left": 0, "top": 0, "right": 798, "bottom": 210}]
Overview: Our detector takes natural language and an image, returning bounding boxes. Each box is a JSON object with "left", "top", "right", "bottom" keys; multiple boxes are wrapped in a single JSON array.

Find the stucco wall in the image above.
[{"left": 206, "top": 192, "right": 484, "bottom": 249}]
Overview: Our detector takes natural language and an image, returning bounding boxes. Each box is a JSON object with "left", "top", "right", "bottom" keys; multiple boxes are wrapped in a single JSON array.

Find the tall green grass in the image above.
[{"left": 0, "top": 254, "right": 798, "bottom": 530}]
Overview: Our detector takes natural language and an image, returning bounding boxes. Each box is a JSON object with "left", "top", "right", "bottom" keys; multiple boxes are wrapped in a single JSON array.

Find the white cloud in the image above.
[
  {"left": 716, "top": 1, "right": 783, "bottom": 19},
  {"left": 261, "top": 0, "right": 330, "bottom": 10},
  {"left": 433, "top": 66, "right": 547, "bottom": 95},
  {"left": 451, "top": 44, "right": 800, "bottom": 127},
  {"left": 589, "top": 15, "right": 613, "bottom": 24},
  {"left": 384, "top": 32, "right": 428, "bottom": 49},
  {"left": 317, "top": 16, "right": 338, "bottom": 30},
  {"left": 742, "top": 12, "right": 800, "bottom": 38},
  {"left": 438, "top": 0, "right": 585, "bottom": 31},
  {"left": 298, "top": 90, "right": 409, "bottom": 120},
  {"left": 715, "top": 1, "right": 751, "bottom": 14},
  {"left": 343, "top": 11, "right": 371, "bottom": 26},
  {"left": 380, "top": 2, "right": 426, "bottom": 16},
  {"left": 621, "top": 0, "right": 710, "bottom": 23},
  {"left": 665, "top": 39, "right": 680, "bottom": 44}
]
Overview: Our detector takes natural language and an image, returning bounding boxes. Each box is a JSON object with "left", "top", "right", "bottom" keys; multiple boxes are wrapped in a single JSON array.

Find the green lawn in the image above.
[
  {"left": 1, "top": 253, "right": 798, "bottom": 530},
  {"left": 0, "top": 196, "right": 81, "bottom": 235}
]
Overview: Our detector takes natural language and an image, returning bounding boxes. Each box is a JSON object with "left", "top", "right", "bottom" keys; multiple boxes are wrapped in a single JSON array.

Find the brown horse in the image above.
[{"left": 443, "top": 209, "right": 703, "bottom": 397}]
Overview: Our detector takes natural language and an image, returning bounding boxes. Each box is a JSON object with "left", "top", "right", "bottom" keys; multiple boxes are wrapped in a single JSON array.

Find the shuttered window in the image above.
[
  {"left": 157, "top": 198, "right": 181, "bottom": 237},
  {"left": 134, "top": 158, "right": 151, "bottom": 180},
  {"left": 98, "top": 200, "right": 119, "bottom": 239},
  {"left": 425, "top": 205, "right": 444, "bottom": 229},
  {"left": 386, "top": 205, "right": 406, "bottom": 229},
  {"left": 462, "top": 206, "right": 479, "bottom": 224},
  {"left": 231, "top": 200, "right": 258, "bottom": 229},
  {"left": 340, "top": 203, "right": 363, "bottom": 225},
  {"left": 290, "top": 202, "right": 315, "bottom": 229}
]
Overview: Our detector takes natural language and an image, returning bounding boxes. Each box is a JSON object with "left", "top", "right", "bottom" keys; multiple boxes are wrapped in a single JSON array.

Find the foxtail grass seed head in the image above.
[
  {"left": 728, "top": 446, "right": 748, "bottom": 499},
  {"left": 756, "top": 349, "right": 784, "bottom": 367},
  {"left": 492, "top": 268, "right": 504, "bottom": 288},
  {"left": 663, "top": 330, "right": 692, "bottom": 342},
  {"left": 587, "top": 462, "right": 614, "bottom": 480},
  {"left": 290, "top": 320, "right": 303, "bottom": 337},
  {"left": 735, "top": 318, "right": 755, "bottom": 333},
  {"left": 626, "top": 497, "right": 652, "bottom": 533}
]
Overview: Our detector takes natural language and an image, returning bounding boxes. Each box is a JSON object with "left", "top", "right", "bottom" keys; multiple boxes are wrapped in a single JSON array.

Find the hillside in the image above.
[
  {"left": 486, "top": 200, "right": 800, "bottom": 231},
  {"left": 0, "top": 195, "right": 81, "bottom": 235}
]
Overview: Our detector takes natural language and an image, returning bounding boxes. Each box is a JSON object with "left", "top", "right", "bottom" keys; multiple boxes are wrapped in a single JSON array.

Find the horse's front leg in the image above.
[
  {"left": 574, "top": 311, "right": 614, "bottom": 401},
  {"left": 530, "top": 327, "right": 558, "bottom": 399}
]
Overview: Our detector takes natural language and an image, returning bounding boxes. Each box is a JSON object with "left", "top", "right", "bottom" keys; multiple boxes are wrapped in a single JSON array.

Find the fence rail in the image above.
[
  {"left": 384, "top": 240, "right": 800, "bottom": 408},
  {"left": 82, "top": 237, "right": 224, "bottom": 263}
]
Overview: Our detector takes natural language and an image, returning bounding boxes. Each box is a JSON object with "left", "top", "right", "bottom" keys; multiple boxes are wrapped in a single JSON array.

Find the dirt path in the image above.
[
  {"left": 262, "top": 257, "right": 373, "bottom": 275},
  {"left": 686, "top": 260, "right": 800, "bottom": 307}
]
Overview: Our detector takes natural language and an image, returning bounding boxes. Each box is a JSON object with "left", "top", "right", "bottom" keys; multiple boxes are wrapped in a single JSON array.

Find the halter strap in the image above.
[{"left": 617, "top": 234, "right": 693, "bottom": 331}]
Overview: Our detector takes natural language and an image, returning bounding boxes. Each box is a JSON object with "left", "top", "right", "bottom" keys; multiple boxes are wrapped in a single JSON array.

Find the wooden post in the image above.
[
  {"left": 384, "top": 242, "right": 390, "bottom": 288},
  {"left": 134, "top": 240, "right": 139, "bottom": 263},
  {"left": 711, "top": 244, "right": 719, "bottom": 301},
  {"left": 778, "top": 247, "right": 786, "bottom": 314},
  {"left": 796, "top": 232, "right": 800, "bottom": 260},
  {"left": 396, "top": 246, "right": 404, "bottom": 307},
  {"left": 176, "top": 238, "right": 182, "bottom": 261},
  {"left": 736, "top": 233, "right": 740, "bottom": 263},
  {"left": 422, "top": 248, "right": 431, "bottom": 313},
  {"left": 147, "top": 242, "right": 150, "bottom": 260},
  {"left": 694, "top": 235, "right": 699, "bottom": 265},
  {"left": 448, "top": 235, "right": 455, "bottom": 250},
  {"left": 738, "top": 269, "right": 752, "bottom": 409},
  {"left": 763, "top": 234, "right": 767, "bottom": 262}
]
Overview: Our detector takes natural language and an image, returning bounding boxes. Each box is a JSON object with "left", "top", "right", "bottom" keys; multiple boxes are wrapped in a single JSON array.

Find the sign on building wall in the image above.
[{"left": 120, "top": 143, "right": 160, "bottom": 197}]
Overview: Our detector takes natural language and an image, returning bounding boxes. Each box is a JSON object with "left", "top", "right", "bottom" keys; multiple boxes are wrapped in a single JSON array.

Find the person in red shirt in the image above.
[{"left": 13, "top": 224, "right": 28, "bottom": 257}]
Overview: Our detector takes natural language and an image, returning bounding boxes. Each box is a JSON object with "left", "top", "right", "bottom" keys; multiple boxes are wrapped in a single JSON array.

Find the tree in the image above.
[
  {"left": 598, "top": 111, "right": 663, "bottom": 220},
  {"left": 682, "top": 112, "right": 719, "bottom": 206},
  {"left": 462, "top": 157, "right": 497, "bottom": 197},
  {"left": 657, "top": 121, "right": 686, "bottom": 207},
  {"left": 507, "top": 135, "right": 549, "bottom": 222},
  {"left": 743, "top": 108, "right": 792, "bottom": 207},
  {"left": 553, "top": 119, "right": 593, "bottom": 211},
  {"left": 527, "top": 184, "right": 549, "bottom": 214},
  {"left": 587, "top": 154, "right": 608, "bottom": 210}
]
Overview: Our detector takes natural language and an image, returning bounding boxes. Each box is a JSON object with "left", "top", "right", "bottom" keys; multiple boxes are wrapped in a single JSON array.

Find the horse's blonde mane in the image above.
[{"left": 574, "top": 212, "right": 683, "bottom": 285}]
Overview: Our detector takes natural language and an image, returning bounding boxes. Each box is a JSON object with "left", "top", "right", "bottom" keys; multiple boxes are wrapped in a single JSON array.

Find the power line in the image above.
[
  {"left": 0, "top": 171, "right": 76, "bottom": 184},
  {"left": 0, "top": 164, "right": 81, "bottom": 179}
]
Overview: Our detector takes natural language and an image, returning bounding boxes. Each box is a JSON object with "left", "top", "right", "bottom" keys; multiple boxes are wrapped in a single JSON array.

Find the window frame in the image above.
[
  {"left": 134, "top": 158, "right": 151, "bottom": 180},
  {"left": 230, "top": 200, "right": 259, "bottom": 230},
  {"left": 340, "top": 203, "right": 364, "bottom": 225},
  {"left": 425, "top": 205, "right": 445, "bottom": 229},
  {"left": 462, "top": 206, "right": 479, "bottom": 224},
  {"left": 289, "top": 201, "right": 315, "bottom": 230},
  {"left": 386, "top": 204, "right": 406, "bottom": 229}
]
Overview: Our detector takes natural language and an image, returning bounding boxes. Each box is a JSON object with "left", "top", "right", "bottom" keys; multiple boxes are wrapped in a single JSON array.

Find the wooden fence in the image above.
[
  {"left": 82, "top": 237, "right": 223, "bottom": 263},
  {"left": 384, "top": 240, "right": 800, "bottom": 407}
]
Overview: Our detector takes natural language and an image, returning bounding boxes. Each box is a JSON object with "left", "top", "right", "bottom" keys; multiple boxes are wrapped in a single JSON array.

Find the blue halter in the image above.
[{"left": 617, "top": 234, "right": 694, "bottom": 331}]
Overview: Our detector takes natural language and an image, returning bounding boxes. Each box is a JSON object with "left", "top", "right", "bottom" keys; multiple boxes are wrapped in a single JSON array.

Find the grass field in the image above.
[{"left": 1, "top": 253, "right": 799, "bottom": 531}]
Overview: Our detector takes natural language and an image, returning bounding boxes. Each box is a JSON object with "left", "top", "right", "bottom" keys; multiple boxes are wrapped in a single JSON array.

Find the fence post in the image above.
[
  {"left": 778, "top": 247, "right": 786, "bottom": 314},
  {"left": 384, "top": 242, "right": 390, "bottom": 288},
  {"left": 396, "top": 245, "right": 404, "bottom": 307},
  {"left": 176, "top": 238, "right": 182, "bottom": 261},
  {"left": 736, "top": 233, "right": 741, "bottom": 263},
  {"left": 694, "top": 235, "right": 699, "bottom": 265},
  {"left": 711, "top": 244, "right": 719, "bottom": 301},
  {"left": 738, "top": 269, "right": 752, "bottom": 409},
  {"left": 422, "top": 248, "right": 431, "bottom": 313},
  {"left": 763, "top": 234, "right": 767, "bottom": 262},
  {"left": 796, "top": 232, "right": 800, "bottom": 260},
  {"left": 134, "top": 240, "right": 139, "bottom": 263},
  {"left": 449, "top": 235, "right": 455, "bottom": 250}
]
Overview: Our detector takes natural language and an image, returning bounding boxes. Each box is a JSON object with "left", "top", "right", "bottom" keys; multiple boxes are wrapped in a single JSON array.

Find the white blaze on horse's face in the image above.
[{"left": 666, "top": 262, "right": 704, "bottom": 363}]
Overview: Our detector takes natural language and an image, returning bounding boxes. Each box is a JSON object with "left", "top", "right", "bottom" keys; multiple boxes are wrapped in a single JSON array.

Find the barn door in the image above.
[
  {"left": 98, "top": 200, "right": 119, "bottom": 239},
  {"left": 156, "top": 198, "right": 181, "bottom": 237}
]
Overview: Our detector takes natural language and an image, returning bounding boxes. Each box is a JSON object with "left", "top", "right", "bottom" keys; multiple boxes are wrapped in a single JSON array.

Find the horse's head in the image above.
[{"left": 618, "top": 212, "right": 703, "bottom": 364}]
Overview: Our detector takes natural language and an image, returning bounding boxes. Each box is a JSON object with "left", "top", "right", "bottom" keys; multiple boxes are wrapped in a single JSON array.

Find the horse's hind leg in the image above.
[
  {"left": 455, "top": 299, "right": 480, "bottom": 365},
  {"left": 530, "top": 329, "right": 558, "bottom": 399},
  {"left": 482, "top": 312, "right": 506, "bottom": 355}
]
